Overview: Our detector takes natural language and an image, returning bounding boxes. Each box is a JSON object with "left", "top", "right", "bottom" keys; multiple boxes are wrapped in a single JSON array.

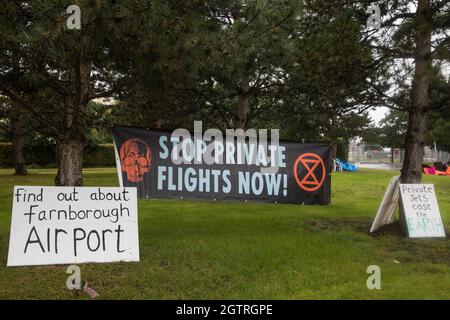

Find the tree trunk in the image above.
[
  {"left": 55, "top": 62, "right": 90, "bottom": 186},
  {"left": 10, "top": 112, "right": 27, "bottom": 175},
  {"left": 153, "top": 118, "right": 162, "bottom": 129},
  {"left": 400, "top": 0, "right": 431, "bottom": 183},
  {"left": 330, "top": 110, "right": 338, "bottom": 159},
  {"left": 330, "top": 143, "right": 338, "bottom": 159},
  {"left": 55, "top": 137, "right": 84, "bottom": 186},
  {"left": 235, "top": 77, "right": 250, "bottom": 130}
]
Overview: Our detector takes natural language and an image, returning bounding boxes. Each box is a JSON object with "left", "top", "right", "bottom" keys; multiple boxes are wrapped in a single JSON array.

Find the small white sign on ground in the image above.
[
  {"left": 7, "top": 186, "right": 139, "bottom": 266},
  {"left": 399, "top": 184, "right": 446, "bottom": 238}
]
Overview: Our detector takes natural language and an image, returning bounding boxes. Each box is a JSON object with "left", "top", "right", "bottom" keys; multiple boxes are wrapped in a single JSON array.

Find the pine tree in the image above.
[
  {"left": 0, "top": 0, "right": 202, "bottom": 185},
  {"left": 361, "top": 0, "right": 449, "bottom": 182}
]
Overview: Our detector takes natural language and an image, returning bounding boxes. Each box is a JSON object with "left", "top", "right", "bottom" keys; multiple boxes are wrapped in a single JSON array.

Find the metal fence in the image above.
[
  {"left": 348, "top": 142, "right": 449, "bottom": 165},
  {"left": 348, "top": 143, "right": 401, "bottom": 164},
  {"left": 424, "top": 150, "right": 450, "bottom": 164}
]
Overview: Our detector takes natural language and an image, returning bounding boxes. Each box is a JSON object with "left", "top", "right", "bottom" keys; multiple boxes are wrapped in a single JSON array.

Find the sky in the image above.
[{"left": 369, "top": 107, "right": 390, "bottom": 125}]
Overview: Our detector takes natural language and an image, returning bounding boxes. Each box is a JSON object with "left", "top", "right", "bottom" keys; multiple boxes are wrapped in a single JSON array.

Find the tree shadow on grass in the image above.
[{"left": 304, "top": 218, "right": 450, "bottom": 265}]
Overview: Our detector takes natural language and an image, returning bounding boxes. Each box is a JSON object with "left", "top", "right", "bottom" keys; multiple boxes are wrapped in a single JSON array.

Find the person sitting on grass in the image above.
[
  {"left": 423, "top": 163, "right": 450, "bottom": 176},
  {"left": 433, "top": 162, "right": 447, "bottom": 176}
]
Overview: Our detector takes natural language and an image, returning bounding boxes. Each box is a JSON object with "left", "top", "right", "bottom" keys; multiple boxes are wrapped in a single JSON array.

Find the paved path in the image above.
[{"left": 357, "top": 162, "right": 401, "bottom": 171}]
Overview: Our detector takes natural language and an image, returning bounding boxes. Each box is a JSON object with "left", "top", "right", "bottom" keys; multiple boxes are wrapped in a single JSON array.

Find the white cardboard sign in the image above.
[
  {"left": 7, "top": 186, "right": 139, "bottom": 266},
  {"left": 399, "top": 184, "right": 446, "bottom": 238},
  {"left": 370, "top": 175, "right": 400, "bottom": 233}
]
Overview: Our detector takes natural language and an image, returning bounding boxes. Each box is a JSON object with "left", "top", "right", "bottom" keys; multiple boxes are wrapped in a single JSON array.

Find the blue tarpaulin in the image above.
[{"left": 336, "top": 159, "right": 358, "bottom": 172}]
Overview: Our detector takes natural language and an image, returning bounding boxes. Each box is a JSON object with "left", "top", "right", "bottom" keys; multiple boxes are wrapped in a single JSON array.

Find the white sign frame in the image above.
[{"left": 370, "top": 175, "right": 400, "bottom": 233}]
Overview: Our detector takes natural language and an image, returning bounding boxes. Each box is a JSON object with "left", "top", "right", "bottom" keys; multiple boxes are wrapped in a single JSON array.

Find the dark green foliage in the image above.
[
  {"left": 0, "top": 140, "right": 56, "bottom": 167},
  {"left": 0, "top": 143, "right": 10, "bottom": 167},
  {"left": 336, "top": 138, "right": 349, "bottom": 162},
  {"left": 0, "top": 142, "right": 114, "bottom": 167},
  {"left": 427, "top": 106, "right": 450, "bottom": 153},
  {"left": 83, "top": 144, "right": 116, "bottom": 167},
  {"left": 363, "top": 65, "right": 449, "bottom": 152}
]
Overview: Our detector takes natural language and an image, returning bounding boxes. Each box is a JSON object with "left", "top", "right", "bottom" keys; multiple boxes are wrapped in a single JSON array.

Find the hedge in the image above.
[
  {"left": 0, "top": 142, "right": 115, "bottom": 167},
  {"left": 84, "top": 144, "right": 116, "bottom": 167}
]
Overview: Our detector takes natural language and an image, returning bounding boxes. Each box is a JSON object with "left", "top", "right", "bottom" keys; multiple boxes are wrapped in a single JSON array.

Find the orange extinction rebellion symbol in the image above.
[{"left": 294, "top": 153, "right": 326, "bottom": 192}]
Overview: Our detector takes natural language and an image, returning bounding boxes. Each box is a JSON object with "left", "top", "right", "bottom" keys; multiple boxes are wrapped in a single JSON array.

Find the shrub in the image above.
[
  {"left": 84, "top": 144, "right": 116, "bottom": 167},
  {"left": 0, "top": 143, "right": 12, "bottom": 167},
  {"left": 336, "top": 138, "right": 349, "bottom": 162}
]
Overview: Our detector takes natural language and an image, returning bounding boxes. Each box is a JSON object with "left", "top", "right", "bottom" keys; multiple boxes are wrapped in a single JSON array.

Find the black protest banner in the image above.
[{"left": 111, "top": 125, "right": 331, "bottom": 204}]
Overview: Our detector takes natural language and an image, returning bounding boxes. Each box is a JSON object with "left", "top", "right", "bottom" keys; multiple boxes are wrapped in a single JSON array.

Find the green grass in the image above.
[{"left": 0, "top": 167, "right": 449, "bottom": 299}]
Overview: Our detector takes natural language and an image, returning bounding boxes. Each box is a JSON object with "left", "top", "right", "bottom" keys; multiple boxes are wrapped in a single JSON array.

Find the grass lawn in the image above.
[{"left": 0, "top": 167, "right": 448, "bottom": 299}]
